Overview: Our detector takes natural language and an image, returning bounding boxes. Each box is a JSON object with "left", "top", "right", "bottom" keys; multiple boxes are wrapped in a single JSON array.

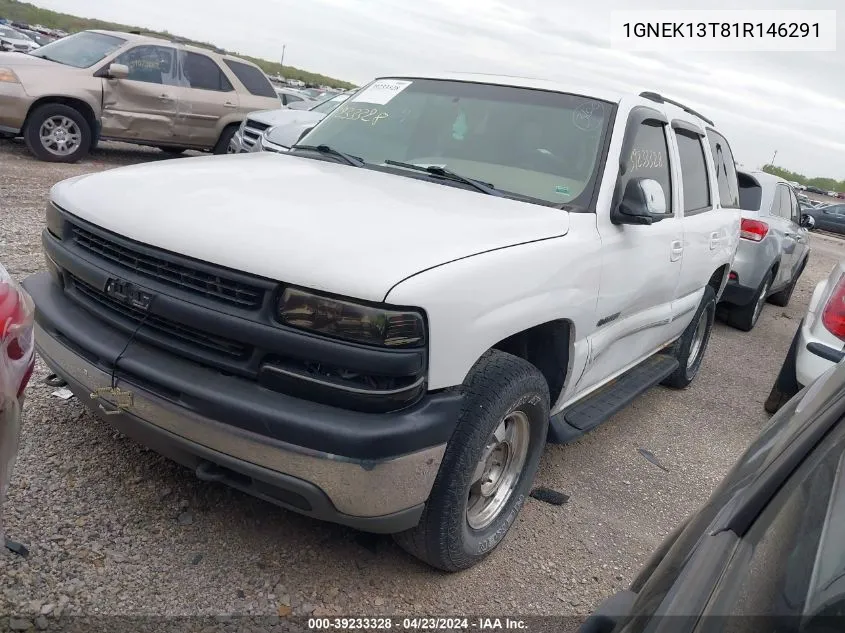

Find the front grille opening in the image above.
[
  {"left": 245, "top": 119, "right": 270, "bottom": 132},
  {"left": 69, "top": 274, "right": 250, "bottom": 359},
  {"left": 258, "top": 355, "right": 425, "bottom": 413},
  {"left": 71, "top": 225, "right": 264, "bottom": 309}
]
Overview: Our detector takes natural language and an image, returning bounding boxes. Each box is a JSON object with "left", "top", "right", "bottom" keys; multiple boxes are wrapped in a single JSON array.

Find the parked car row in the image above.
[{"left": 0, "top": 24, "right": 40, "bottom": 53}]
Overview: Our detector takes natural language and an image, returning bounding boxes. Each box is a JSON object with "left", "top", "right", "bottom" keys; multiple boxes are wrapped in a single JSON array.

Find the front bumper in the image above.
[
  {"left": 24, "top": 272, "right": 462, "bottom": 533},
  {"left": 0, "top": 80, "right": 29, "bottom": 134}
]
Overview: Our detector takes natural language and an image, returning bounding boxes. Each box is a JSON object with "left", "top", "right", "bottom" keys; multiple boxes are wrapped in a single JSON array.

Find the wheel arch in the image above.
[
  {"left": 708, "top": 264, "right": 731, "bottom": 302},
  {"left": 488, "top": 319, "right": 574, "bottom": 407},
  {"left": 24, "top": 96, "right": 99, "bottom": 143}
]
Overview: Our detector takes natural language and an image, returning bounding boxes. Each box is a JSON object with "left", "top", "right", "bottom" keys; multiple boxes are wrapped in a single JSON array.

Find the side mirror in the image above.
[
  {"left": 612, "top": 178, "right": 667, "bottom": 226},
  {"left": 107, "top": 63, "right": 129, "bottom": 80},
  {"left": 801, "top": 214, "right": 816, "bottom": 230}
]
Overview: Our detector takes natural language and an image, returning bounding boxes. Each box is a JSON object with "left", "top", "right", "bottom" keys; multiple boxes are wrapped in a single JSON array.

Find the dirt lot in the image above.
[{"left": 2, "top": 138, "right": 844, "bottom": 625}]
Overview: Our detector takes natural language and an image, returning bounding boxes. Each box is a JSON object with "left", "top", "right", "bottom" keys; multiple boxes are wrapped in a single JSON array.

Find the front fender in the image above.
[{"left": 385, "top": 218, "right": 601, "bottom": 393}]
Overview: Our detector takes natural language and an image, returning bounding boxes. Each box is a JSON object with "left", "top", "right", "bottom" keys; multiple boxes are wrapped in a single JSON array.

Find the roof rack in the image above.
[
  {"left": 126, "top": 30, "right": 225, "bottom": 54},
  {"left": 639, "top": 91, "right": 714, "bottom": 127}
]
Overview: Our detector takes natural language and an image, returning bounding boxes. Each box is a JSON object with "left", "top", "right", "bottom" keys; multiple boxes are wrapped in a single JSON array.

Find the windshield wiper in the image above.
[
  {"left": 291, "top": 144, "right": 364, "bottom": 167},
  {"left": 383, "top": 159, "right": 503, "bottom": 197}
]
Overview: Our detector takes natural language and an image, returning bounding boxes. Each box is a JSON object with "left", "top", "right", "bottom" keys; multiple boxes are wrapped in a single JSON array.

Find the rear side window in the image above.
[
  {"left": 181, "top": 52, "right": 233, "bottom": 92},
  {"left": 223, "top": 60, "right": 276, "bottom": 97},
  {"left": 625, "top": 121, "right": 673, "bottom": 214},
  {"left": 773, "top": 185, "right": 792, "bottom": 219},
  {"left": 707, "top": 130, "right": 740, "bottom": 209},
  {"left": 738, "top": 173, "right": 762, "bottom": 211},
  {"left": 676, "top": 130, "right": 711, "bottom": 214}
]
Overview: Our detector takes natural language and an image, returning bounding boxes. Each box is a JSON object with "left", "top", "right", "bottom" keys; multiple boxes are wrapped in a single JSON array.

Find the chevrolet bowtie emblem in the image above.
[{"left": 90, "top": 386, "right": 134, "bottom": 414}]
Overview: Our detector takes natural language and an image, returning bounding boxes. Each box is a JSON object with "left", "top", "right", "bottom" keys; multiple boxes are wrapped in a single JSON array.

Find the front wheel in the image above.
[
  {"left": 23, "top": 103, "right": 91, "bottom": 163},
  {"left": 662, "top": 285, "right": 716, "bottom": 389},
  {"left": 393, "top": 350, "right": 549, "bottom": 571}
]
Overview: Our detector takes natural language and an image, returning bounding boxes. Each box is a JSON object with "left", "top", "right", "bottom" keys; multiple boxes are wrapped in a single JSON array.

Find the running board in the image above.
[{"left": 548, "top": 354, "right": 679, "bottom": 444}]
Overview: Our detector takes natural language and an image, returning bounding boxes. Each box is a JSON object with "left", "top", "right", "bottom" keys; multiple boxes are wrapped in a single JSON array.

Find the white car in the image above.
[
  {"left": 765, "top": 260, "right": 845, "bottom": 413},
  {"left": 0, "top": 26, "right": 39, "bottom": 53},
  {"left": 24, "top": 73, "right": 740, "bottom": 571},
  {"left": 232, "top": 92, "right": 352, "bottom": 153}
]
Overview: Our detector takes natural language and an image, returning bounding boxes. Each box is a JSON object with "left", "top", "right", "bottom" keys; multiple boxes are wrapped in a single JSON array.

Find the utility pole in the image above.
[
  {"left": 280, "top": 44, "right": 286, "bottom": 69},
  {"left": 770, "top": 150, "right": 777, "bottom": 167}
]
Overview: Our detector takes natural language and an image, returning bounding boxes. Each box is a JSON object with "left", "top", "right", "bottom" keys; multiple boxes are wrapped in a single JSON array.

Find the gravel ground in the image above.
[{"left": 2, "top": 138, "right": 844, "bottom": 627}]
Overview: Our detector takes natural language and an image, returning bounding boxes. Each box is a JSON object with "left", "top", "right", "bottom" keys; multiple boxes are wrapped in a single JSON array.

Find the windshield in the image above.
[
  {"left": 310, "top": 94, "right": 350, "bottom": 114},
  {"left": 0, "top": 26, "right": 29, "bottom": 40},
  {"left": 29, "top": 31, "right": 125, "bottom": 68},
  {"left": 299, "top": 78, "right": 613, "bottom": 206}
]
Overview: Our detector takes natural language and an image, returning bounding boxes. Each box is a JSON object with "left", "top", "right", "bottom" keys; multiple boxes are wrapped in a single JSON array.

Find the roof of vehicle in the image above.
[
  {"left": 740, "top": 169, "right": 789, "bottom": 188},
  {"left": 86, "top": 29, "right": 261, "bottom": 67}
]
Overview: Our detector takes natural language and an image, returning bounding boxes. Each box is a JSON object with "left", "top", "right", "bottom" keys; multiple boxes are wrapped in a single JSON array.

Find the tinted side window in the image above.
[
  {"left": 707, "top": 130, "right": 740, "bottom": 209},
  {"left": 676, "top": 130, "right": 711, "bottom": 214},
  {"left": 625, "top": 121, "right": 673, "bottom": 214},
  {"left": 181, "top": 52, "right": 233, "bottom": 92},
  {"left": 738, "top": 173, "right": 762, "bottom": 211},
  {"left": 113, "top": 45, "right": 178, "bottom": 85},
  {"left": 223, "top": 60, "right": 276, "bottom": 97},
  {"left": 287, "top": 94, "right": 304, "bottom": 103}
]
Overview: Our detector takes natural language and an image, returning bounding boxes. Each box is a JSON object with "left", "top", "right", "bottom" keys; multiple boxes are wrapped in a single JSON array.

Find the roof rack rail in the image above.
[
  {"left": 639, "top": 91, "right": 714, "bottom": 127},
  {"left": 126, "top": 30, "right": 226, "bottom": 54}
]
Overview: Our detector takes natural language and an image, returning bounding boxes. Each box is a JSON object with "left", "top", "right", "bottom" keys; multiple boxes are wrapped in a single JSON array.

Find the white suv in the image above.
[{"left": 24, "top": 74, "right": 740, "bottom": 571}]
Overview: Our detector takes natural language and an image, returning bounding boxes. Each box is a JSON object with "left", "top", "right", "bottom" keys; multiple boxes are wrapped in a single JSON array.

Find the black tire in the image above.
[
  {"left": 159, "top": 146, "right": 187, "bottom": 155},
  {"left": 726, "top": 271, "right": 772, "bottom": 332},
  {"left": 764, "top": 322, "right": 803, "bottom": 414},
  {"left": 662, "top": 285, "right": 716, "bottom": 389},
  {"left": 213, "top": 125, "right": 239, "bottom": 155},
  {"left": 23, "top": 103, "right": 91, "bottom": 163},
  {"left": 768, "top": 258, "right": 807, "bottom": 307},
  {"left": 393, "top": 350, "right": 550, "bottom": 571}
]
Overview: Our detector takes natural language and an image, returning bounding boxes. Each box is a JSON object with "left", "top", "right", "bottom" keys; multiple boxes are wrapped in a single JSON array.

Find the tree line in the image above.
[{"left": 762, "top": 163, "right": 845, "bottom": 193}]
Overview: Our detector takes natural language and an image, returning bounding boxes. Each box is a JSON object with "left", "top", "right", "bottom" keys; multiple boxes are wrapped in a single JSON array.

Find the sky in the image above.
[{"left": 31, "top": 0, "right": 845, "bottom": 179}]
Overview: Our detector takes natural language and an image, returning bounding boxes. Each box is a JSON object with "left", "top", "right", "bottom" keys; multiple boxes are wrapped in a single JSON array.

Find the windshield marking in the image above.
[
  {"left": 350, "top": 79, "right": 412, "bottom": 105},
  {"left": 334, "top": 106, "right": 389, "bottom": 125}
]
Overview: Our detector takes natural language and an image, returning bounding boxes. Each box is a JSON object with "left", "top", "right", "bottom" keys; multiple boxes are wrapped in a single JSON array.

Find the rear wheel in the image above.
[
  {"left": 23, "top": 103, "right": 91, "bottom": 163},
  {"left": 726, "top": 271, "right": 772, "bottom": 332},
  {"left": 662, "top": 285, "right": 716, "bottom": 389},
  {"left": 213, "top": 125, "right": 239, "bottom": 155},
  {"left": 393, "top": 350, "right": 549, "bottom": 571},
  {"left": 768, "top": 259, "right": 806, "bottom": 307},
  {"left": 159, "top": 146, "right": 187, "bottom": 155}
]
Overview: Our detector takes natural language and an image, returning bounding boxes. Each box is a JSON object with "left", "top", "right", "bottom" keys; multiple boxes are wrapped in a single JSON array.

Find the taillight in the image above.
[
  {"left": 0, "top": 281, "right": 25, "bottom": 338},
  {"left": 821, "top": 275, "right": 845, "bottom": 340},
  {"left": 740, "top": 218, "right": 769, "bottom": 242}
]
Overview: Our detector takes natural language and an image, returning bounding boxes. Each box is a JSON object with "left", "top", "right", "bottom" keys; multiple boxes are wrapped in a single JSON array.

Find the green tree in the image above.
[{"left": 761, "top": 164, "right": 845, "bottom": 192}]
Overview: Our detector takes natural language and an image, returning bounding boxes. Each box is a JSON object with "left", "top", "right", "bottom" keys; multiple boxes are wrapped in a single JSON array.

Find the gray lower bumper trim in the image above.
[{"left": 35, "top": 323, "right": 445, "bottom": 520}]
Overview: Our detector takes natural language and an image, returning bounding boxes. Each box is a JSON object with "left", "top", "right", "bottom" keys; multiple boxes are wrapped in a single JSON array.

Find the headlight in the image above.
[
  {"left": 278, "top": 288, "right": 425, "bottom": 348},
  {"left": 46, "top": 202, "right": 64, "bottom": 239},
  {"left": 0, "top": 67, "right": 18, "bottom": 83}
]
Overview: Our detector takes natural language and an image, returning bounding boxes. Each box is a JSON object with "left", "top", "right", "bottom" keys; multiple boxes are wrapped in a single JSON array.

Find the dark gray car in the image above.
[
  {"left": 719, "top": 170, "right": 814, "bottom": 331},
  {"left": 807, "top": 203, "right": 845, "bottom": 235},
  {"left": 581, "top": 357, "right": 845, "bottom": 633}
]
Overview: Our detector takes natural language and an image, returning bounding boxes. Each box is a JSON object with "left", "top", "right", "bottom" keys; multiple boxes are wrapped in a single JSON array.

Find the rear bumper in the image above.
[
  {"left": 719, "top": 238, "right": 773, "bottom": 306},
  {"left": 25, "top": 272, "right": 463, "bottom": 533},
  {"left": 796, "top": 317, "right": 841, "bottom": 388}
]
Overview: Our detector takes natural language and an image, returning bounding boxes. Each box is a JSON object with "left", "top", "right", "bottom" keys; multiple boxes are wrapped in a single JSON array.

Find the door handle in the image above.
[
  {"left": 158, "top": 94, "right": 175, "bottom": 101},
  {"left": 670, "top": 240, "right": 683, "bottom": 262},
  {"left": 223, "top": 101, "right": 237, "bottom": 109},
  {"left": 709, "top": 231, "right": 721, "bottom": 250}
]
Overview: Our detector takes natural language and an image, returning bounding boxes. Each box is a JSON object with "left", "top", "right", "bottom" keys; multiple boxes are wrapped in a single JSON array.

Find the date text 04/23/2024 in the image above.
[{"left": 307, "top": 617, "right": 528, "bottom": 630}]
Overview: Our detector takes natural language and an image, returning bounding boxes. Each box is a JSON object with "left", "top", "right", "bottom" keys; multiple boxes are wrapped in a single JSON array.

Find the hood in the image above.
[
  {"left": 264, "top": 113, "right": 326, "bottom": 148},
  {"left": 248, "top": 108, "right": 322, "bottom": 128},
  {"left": 0, "top": 37, "right": 37, "bottom": 48},
  {"left": 51, "top": 153, "right": 569, "bottom": 302}
]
